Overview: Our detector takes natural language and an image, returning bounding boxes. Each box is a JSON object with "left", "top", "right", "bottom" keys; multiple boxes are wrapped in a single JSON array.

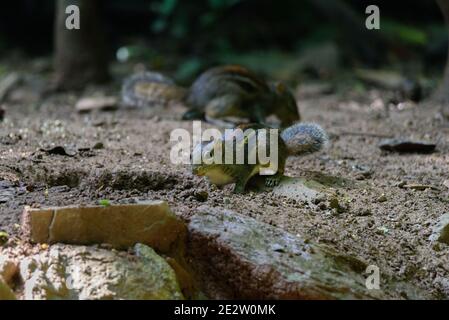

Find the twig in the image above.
[{"left": 336, "top": 131, "right": 394, "bottom": 138}]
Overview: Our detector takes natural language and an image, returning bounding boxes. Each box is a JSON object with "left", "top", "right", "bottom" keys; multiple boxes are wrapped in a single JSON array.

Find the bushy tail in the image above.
[
  {"left": 121, "top": 71, "right": 187, "bottom": 108},
  {"left": 280, "top": 123, "right": 328, "bottom": 156}
]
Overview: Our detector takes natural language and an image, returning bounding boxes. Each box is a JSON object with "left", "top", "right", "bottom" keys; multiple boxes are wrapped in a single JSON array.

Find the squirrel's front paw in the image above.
[{"left": 233, "top": 183, "right": 247, "bottom": 194}]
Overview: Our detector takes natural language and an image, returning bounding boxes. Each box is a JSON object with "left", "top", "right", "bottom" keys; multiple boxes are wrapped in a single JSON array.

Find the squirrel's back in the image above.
[
  {"left": 281, "top": 123, "right": 328, "bottom": 156},
  {"left": 186, "top": 65, "right": 271, "bottom": 108},
  {"left": 122, "top": 71, "right": 187, "bottom": 107}
]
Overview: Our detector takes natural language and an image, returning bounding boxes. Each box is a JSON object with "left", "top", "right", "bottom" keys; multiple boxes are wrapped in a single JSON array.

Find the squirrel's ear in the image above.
[{"left": 275, "top": 82, "right": 286, "bottom": 93}]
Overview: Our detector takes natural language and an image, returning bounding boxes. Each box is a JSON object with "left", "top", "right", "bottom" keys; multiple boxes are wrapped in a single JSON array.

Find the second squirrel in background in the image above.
[{"left": 122, "top": 65, "right": 301, "bottom": 127}]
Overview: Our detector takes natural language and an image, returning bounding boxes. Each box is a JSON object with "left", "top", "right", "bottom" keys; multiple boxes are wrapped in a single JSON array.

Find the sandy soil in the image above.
[{"left": 1, "top": 71, "right": 449, "bottom": 298}]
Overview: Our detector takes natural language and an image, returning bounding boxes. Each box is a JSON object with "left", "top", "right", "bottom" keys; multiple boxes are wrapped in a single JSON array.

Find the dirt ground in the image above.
[{"left": 1, "top": 66, "right": 449, "bottom": 298}]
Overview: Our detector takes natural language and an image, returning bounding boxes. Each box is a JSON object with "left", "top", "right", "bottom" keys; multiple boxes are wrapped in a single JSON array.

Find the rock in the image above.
[
  {"left": 356, "top": 208, "right": 372, "bottom": 216},
  {"left": 377, "top": 194, "right": 387, "bottom": 203},
  {"left": 22, "top": 201, "right": 186, "bottom": 251},
  {"left": 376, "top": 226, "right": 390, "bottom": 235},
  {"left": 396, "top": 181, "right": 407, "bottom": 188},
  {"left": 75, "top": 96, "right": 118, "bottom": 113},
  {"left": 318, "top": 202, "right": 327, "bottom": 210},
  {"left": 0, "top": 72, "right": 21, "bottom": 103},
  {"left": 429, "top": 213, "right": 449, "bottom": 244},
  {"left": 187, "top": 207, "right": 430, "bottom": 299},
  {"left": 0, "top": 278, "right": 16, "bottom": 300},
  {"left": 0, "top": 132, "right": 22, "bottom": 145},
  {"left": 0, "top": 180, "right": 16, "bottom": 204},
  {"left": 443, "top": 180, "right": 449, "bottom": 190},
  {"left": 329, "top": 196, "right": 346, "bottom": 213},
  {"left": 8, "top": 87, "right": 41, "bottom": 104},
  {"left": 434, "top": 277, "right": 449, "bottom": 298},
  {"left": 193, "top": 190, "right": 208, "bottom": 202},
  {"left": 379, "top": 139, "right": 436, "bottom": 154},
  {"left": 296, "top": 82, "right": 335, "bottom": 98},
  {"left": 351, "top": 164, "right": 372, "bottom": 180},
  {"left": 442, "top": 107, "right": 449, "bottom": 121},
  {"left": 19, "top": 243, "right": 184, "bottom": 300},
  {"left": 40, "top": 145, "right": 77, "bottom": 157},
  {"left": 187, "top": 206, "right": 388, "bottom": 299},
  {"left": 272, "top": 177, "right": 329, "bottom": 203},
  {"left": 355, "top": 173, "right": 367, "bottom": 181},
  {"left": 355, "top": 69, "right": 404, "bottom": 89},
  {"left": 0, "top": 255, "right": 18, "bottom": 285},
  {"left": 354, "top": 69, "right": 421, "bottom": 101},
  {"left": 92, "top": 142, "right": 104, "bottom": 150}
]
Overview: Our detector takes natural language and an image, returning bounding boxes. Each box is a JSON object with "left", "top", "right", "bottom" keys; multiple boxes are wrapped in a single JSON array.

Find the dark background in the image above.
[{"left": 0, "top": 0, "right": 447, "bottom": 88}]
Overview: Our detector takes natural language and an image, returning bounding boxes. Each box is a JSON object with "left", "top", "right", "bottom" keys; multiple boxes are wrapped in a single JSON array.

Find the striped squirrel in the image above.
[
  {"left": 122, "top": 65, "right": 300, "bottom": 126},
  {"left": 192, "top": 122, "right": 328, "bottom": 193}
]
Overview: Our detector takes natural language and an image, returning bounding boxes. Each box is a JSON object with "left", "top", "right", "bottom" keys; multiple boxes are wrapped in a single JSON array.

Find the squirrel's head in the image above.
[
  {"left": 192, "top": 163, "right": 208, "bottom": 176},
  {"left": 191, "top": 139, "right": 225, "bottom": 178},
  {"left": 271, "top": 82, "right": 301, "bottom": 127},
  {"left": 281, "top": 123, "right": 328, "bottom": 156}
]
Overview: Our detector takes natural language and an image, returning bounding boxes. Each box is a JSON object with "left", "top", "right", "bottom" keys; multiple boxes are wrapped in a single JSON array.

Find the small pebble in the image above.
[
  {"left": 376, "top": 226, "right": 389, "bottom": 235},
  {"left": 356, "top": 209, "right": 372, "bottom": 216},
  {"left": 194, "top": 190, "right": 208, "bottom": 202},
  {"left": 93, "top": 142, "right": 104, "bottom": 150},
  {"left": 443, "top": 180, "right": 449, "bottom": 189},
  {"left": 329, "top": 197, "right": 346, "bottom": 213},
  {"left": 396, "top": 181, "right": 407, "bottom": 188}
]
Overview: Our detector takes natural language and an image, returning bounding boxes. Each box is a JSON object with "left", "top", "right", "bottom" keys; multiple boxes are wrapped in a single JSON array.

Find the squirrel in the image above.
[
  {"left": 192, "top": 122, "right": 328, "bottom": 193},
  {"left": 122, "top": 65, "right": 300, "bottom": 127}
]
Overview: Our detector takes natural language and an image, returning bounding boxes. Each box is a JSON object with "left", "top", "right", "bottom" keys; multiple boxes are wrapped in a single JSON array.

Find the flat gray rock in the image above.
[
  {"left": 187, "top": 207, "right": 429, "bottom": 299},
  {"left": 272, "top": 177, "right": 330, "bottom": 203},
  {"left": 19, "top": 243, "right": 184, "bottom": 300},
  {"left": 0, "top": 180, "right": 16, "bottom": 204}
]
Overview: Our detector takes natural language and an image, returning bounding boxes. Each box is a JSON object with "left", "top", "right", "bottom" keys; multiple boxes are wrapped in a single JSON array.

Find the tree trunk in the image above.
[
  {"left": 54, "top": 0, "right": 109, "bottom": 90},
  {"left": 308, "top": 0, "right": 386, "bottom": 66},
  {"left": 434, "top": 0, "right": 449, "bottom": 107}
]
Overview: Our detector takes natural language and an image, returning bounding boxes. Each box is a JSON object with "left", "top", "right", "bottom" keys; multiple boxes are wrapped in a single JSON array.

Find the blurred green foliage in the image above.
[
  {"left": 150, "top": 0, "right": 242, "bottom": 38},
  {"left": 381, "top": 19, "right": 427, "bottom": 46},
  {"left": 174, "top": 57, "right": 203, "bottom": 82},
  {"left": 99, "top": 199, "right": 111, "bottom": 207},
  {"left": 104, "top": 0, "right": 449, "bottom": 85}
]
